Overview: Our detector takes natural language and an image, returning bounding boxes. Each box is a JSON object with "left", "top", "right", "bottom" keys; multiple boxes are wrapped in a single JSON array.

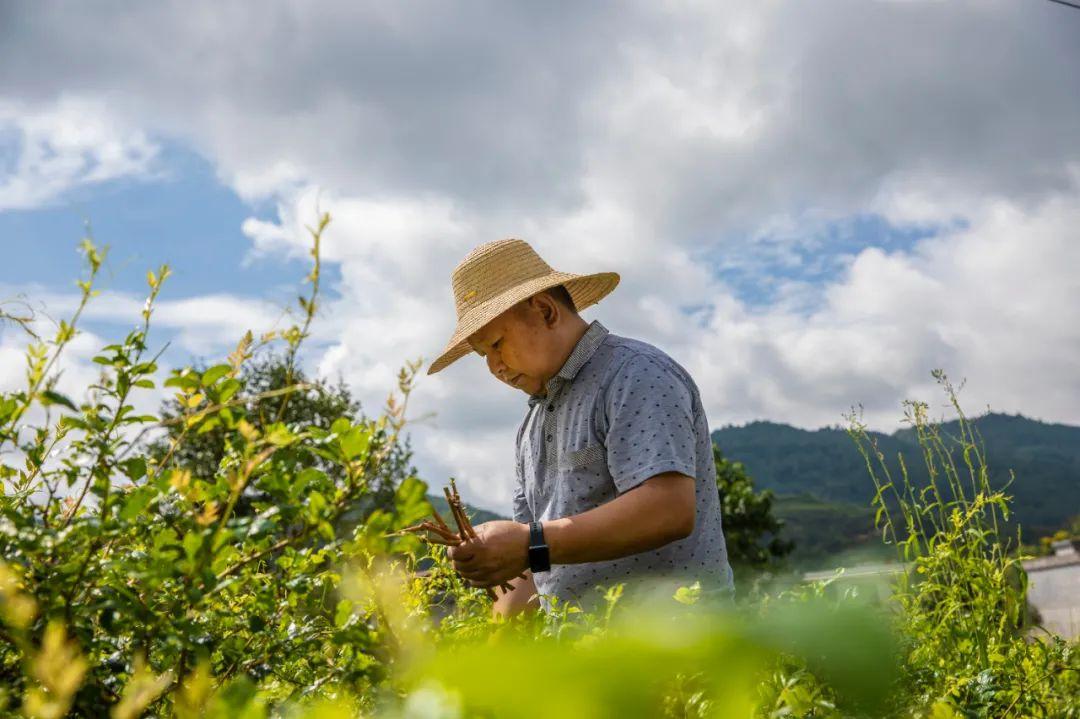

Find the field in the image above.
[{"left": 0, "top": 223, "right": 1077, "bottom": 718}]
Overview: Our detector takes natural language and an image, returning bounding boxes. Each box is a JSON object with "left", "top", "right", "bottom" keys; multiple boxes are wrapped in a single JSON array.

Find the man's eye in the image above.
[{"left": 492, "top": 339, "right": 502, "bottom": 350}]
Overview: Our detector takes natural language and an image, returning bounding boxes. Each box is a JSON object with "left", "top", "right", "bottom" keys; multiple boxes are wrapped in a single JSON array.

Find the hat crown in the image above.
[{"left": 451, "top": 238, "right": 553, "bottom": 320}]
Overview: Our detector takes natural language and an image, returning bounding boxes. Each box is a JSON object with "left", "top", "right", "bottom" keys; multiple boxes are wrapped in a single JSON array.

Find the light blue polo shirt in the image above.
[{"left": 513, "top": 320, "right": 733, "bottom": 607}]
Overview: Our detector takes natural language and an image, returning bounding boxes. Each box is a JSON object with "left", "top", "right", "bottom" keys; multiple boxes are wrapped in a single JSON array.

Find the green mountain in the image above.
[
  {"left": 420, "top": 414, "right": 1078, "bottom": 569},
  {"left": 770, "top": 494, "right": 885, "bottom": 567},
  {"left": 713, "top": 413, "right": 1080, "bottom": 566},
  {"left": 426, "top": 493, "right": 504, "bottom": 528}
]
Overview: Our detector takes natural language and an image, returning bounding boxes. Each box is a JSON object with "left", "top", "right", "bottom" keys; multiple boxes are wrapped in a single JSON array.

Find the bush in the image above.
[{"left": 0, "top": 219, "right": 431, "bottom": 716}]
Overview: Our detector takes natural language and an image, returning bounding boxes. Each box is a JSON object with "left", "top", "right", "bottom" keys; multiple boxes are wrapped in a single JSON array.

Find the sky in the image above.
[{"left": 1, "top": 0, "right": 1078, "bottom": 513}]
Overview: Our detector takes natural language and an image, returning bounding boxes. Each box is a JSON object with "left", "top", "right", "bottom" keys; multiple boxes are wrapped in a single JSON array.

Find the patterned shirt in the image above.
[{"left": 513, "top": 320, "right": 733, "bottom": 608}]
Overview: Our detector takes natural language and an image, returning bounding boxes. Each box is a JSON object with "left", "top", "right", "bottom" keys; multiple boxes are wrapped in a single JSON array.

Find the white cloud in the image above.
[
  {"left": 0, "top": 285, "right": 287, "bottom": 370},
  {"left": 0, "top": 97, "right": 159, "bottom": 210},
  {"left": 236, "top": 176, "right": 1080, "bottom": 512}
]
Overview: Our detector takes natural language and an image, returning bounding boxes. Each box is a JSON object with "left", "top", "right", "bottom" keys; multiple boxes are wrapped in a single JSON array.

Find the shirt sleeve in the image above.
[
  {"left": 512, "top": 477, "right": 532, "bottom": 524},
  {"left": 603, "top": 354, "right": 698, "bottom": 493},
  {"left": 512, "top": 417, "right": 533, "bottom": 524}
]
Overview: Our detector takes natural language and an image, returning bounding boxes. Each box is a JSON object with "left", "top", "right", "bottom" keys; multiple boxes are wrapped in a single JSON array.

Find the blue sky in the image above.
[
  {"left": 0, "top": 144, "right": 338, "bottom": 305},
  {"left": 705, "top": 214, "right": 954, "bottom": 313}
]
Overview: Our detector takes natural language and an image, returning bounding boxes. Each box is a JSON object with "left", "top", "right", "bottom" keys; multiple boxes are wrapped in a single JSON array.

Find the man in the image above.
[{"left": 427, "top": 238, "right": 732, "bottom": 616}]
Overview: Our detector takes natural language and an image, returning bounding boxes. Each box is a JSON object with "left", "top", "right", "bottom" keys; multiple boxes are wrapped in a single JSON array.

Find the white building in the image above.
[{"left": 1025, "top": 540, "right": 1080, "bottom": 640}]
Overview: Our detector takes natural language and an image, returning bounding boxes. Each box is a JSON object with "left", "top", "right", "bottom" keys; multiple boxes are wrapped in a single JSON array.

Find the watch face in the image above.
[
  {"left": 527, "top": 522, "right": 550, "bottom": 572},
  {"left": 528, "top": 544, "right": 551, "bottom": 573}
]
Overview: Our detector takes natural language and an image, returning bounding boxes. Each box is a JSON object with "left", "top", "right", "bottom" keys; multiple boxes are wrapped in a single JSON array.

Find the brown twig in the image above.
[
  {"left": 429, "top": 503, "right": 452, "bottom": 533},
  {"left": 393, "top": 482, "right": 518, "bottom": 599},
  {"left": 443, "top": 486, "right": 477, "bottom": 540},
  {"left": 392, "top": 521, "right": 463, "bottom": 546},
  {"left": 442, "top": 483, "right": 511, "bottom": 598}
]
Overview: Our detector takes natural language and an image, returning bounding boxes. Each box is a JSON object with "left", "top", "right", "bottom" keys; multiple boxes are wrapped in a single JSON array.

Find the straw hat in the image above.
[{"left": 427, "top": 239, "right": 620, "bottom": 374}]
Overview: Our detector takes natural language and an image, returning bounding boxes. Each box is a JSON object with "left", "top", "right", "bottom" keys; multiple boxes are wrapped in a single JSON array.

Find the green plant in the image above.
[
  {"left": 149, "top": 351, "right": 412, "bottom": 532},
  {"left": 846, "top": 371, "right": 1080, "bottom": 718},
  {"left": 714, "top": 444, "right": 794, "bottom": 574},
  {"left": 0, "top": 218, "right": 429, "bottom": 716}
]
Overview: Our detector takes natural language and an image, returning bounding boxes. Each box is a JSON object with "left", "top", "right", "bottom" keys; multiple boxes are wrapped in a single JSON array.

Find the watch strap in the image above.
[{"left": 528, "top": 521, "right": 551, "bottom": 573}]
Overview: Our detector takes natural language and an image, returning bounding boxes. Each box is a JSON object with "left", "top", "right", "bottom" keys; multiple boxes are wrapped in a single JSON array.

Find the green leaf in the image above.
[
  {"left": 293, "top": 468, "right": 323, "bottom": 499},
  {"left": 58, "top": 416, "right": 89, "bottom": 431},
  {"left": 201, "top": 364, "right": 232, "bottom": 386},
  {"left": 265, "top": 424, "right": 296, "bottom": 447},
  {"left": 339, "top": 426, "right": 371, "bottom": 460},
  {"left": 183, "top": 531, "right": 203, "bottom": 562},
  {"left": 334, "top": 599, "right": 354, "bottom": 628},
  {"left": 673, "top": 582, "right": 702, "bottom": 606},
  {"left": 39, "top": 389, "right": 78, "bottom": 411},
  {"left": 120, "top": 486, "right": 153, "bottom": 521},
  {"left": 218, "top": 378, "right": 242, "bottom": 403},
  {"left": 0, "top": 398, "right": 18, "bottom": 422},
  {"left": 196, "top": 416, "right": 222, "bottom": 435},
  {"left": 164, "top": 372, "right": 200, "bottom": 391},
  {"left": 121, "top": 457, "right": 147, "bottom": 481},
  {"left": 307, "top": 491, "right": 327, "bottom": 521},
  {"left": 395, "top": 476, "right": 431, "bottom": 525}
]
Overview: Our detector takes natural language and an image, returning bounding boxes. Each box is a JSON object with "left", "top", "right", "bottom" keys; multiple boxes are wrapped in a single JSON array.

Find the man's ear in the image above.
[{"left": 533, "top": 292, "right": 560, "bottom": 327}]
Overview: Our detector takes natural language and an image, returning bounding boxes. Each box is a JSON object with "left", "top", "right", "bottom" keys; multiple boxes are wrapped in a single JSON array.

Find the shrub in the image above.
[{"left": 0, "top": 218, "right": 430, "bottom": 716}]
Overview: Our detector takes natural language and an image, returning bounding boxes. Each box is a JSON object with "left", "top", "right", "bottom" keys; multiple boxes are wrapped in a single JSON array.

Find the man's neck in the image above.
[
  {"left": 563, "top": 315, "right": 590, "bottom": 353},
  {"left": 536, "top": 316, "right": 590, "bottom": 398}
]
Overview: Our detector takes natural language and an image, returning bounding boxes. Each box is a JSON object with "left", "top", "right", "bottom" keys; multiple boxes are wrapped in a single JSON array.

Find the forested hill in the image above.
[
  {"left": 428, "top": 493, "right": 504, "bottom": 527},
  {"left": 712, "top": 413, "right": 1080, "bottom": 545}
]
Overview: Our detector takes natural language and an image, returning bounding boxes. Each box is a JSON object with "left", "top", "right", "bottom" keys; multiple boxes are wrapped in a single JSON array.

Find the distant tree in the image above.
[
  {"left": 149, "top": 352, "right": 411, "bottom": 521},
  {"left": 714, "top": 443, "right": 794, "bottom": 570},
  {"left": 1036, "top": 514, "right": 1080, "bottom": 556}
]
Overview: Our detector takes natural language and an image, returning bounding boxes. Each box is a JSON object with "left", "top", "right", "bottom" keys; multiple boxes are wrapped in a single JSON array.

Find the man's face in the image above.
[{"left": 467, "top": 296, "right": 563, "bottom": 397}]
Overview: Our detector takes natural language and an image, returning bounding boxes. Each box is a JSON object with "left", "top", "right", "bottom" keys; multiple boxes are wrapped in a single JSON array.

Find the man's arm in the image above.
[
  {"left": 546, "top": 471, "right": 694, "bottom": 564},
  {"left": 449, "top": 472, "right": 695, "bottom": 588}
]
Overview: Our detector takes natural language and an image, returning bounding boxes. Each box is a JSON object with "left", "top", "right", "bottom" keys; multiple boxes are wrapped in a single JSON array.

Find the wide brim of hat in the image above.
[{"left": 427, "top": 270, "right": 620, "bottom": 375}]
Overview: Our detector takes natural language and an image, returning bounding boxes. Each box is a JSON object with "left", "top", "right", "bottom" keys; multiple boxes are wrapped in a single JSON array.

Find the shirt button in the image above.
[
  {"left": 546, "top": 404, "right": 554, "bottom": 412},
  {"left": 546, "top": 435, "right": 552, "bottom": 442}
]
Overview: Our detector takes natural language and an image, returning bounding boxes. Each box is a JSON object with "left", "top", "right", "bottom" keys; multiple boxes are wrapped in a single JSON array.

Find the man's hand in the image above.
[{"left": 448, "top": 520, "right": 530, "bottom": 588}]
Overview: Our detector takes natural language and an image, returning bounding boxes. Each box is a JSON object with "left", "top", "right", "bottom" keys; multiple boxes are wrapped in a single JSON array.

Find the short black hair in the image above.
[{"left": 544, "top": 284, "right": 577, "bottom": 313}]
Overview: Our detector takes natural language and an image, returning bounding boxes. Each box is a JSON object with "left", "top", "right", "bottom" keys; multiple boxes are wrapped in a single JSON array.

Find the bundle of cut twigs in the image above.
[{"left": 393, "top": 478, "right": 518, "bottom": 599}]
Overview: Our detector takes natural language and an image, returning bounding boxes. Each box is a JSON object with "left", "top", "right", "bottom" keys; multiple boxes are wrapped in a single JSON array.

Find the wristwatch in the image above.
[{"left": 528, "top": 521, "right": 551, "bottom": 573}]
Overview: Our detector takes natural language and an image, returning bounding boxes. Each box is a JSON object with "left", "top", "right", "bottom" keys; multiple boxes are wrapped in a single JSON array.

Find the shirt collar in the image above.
[{"left": 528, "top": 320, "right": 609, "bottom": 407}]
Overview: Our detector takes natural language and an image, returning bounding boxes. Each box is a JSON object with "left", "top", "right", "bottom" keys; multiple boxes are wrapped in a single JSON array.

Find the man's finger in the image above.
[
  {"left": 448, "top": 544, "right": 476, "bottom": 562},
  {"left": 457, "top": 566, "right": 488, "bottom": 582},
  {"left": 454, "top": 554, "right": 480, "bottom": 570}
]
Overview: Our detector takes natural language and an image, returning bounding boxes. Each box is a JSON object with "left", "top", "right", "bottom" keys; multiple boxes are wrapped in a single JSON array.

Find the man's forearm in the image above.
[{"left": 543, "top": 473, "right": 695, "bottom": 565}]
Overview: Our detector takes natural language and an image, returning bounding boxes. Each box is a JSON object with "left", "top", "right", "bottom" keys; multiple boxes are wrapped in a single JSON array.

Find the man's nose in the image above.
[{"left": 486, "top": 352, "right": 507, "bottom": 379}]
